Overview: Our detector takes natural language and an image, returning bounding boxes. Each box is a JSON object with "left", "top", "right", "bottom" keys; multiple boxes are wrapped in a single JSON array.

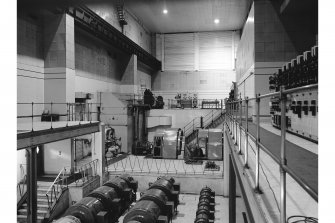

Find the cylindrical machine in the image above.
[
  {"left": 123, "top": 176, "right": 180, "bottom": 223},
  {"left": 54, "top": 174, "right": 138, "bottom": 223},
  {"left": 195, "top": 187, "right": 215, "bottom": 223},
  {"left": 139, "top": 189, "right": 168, "bottom": 210},
  {"left": 148, "top": 177, "right": 179, "bottom": 208},
  {"left": 65, "top": 197, "right": 105, "bottom": 223},
  {"left": 123, "top": 200, "right": 161, "bottom": 223},
  {"left": 54, "top": 216, "right": 81, "bottom": 223}
]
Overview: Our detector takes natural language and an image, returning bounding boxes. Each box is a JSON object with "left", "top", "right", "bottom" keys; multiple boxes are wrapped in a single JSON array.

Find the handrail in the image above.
[
  {"left": 225, "top": 84, "right": 318, "bottom": 223},
  {"left": 45, "top": 167, "right": 68, "bottom": 210},
  {"left": 17, "top": 102, "right": 102, "bottom": 132}
]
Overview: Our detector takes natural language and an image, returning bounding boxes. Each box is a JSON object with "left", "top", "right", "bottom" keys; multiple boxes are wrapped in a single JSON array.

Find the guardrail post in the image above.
[
  {"left": 280, "top": 86, "right": 287, "bottom": 223},
  {"left": 31, "top": 102, "right": 34, "bottom": 132},
  {"left": 255, "top": 94, "right": 262, "bottom": 193},
  {"left": 244, "top": 97, "right": 249, "bottom": 169},
  {"left": 234, "top": 101, "right": 238, "bottom": 145},
  {"left": 238, "top": 95, "right": 242, "bottom": 154},
  {"left": 232, "top": 102, "right": 236, "bottom": 139},
  {"left": 212, "top": 110, "right": 214, "bottom": 123},
  {"left": 200, "top": 116, "right": 203, "bottom": 129},
  {"left": 193, "top": 119, "right": 194, "bottom": 132},
  {"left": 50, "top": 102, "right": 53, "bottom": 129}
]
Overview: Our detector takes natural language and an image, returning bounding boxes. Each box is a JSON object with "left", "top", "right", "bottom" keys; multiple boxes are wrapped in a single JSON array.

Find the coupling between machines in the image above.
[
  {"left": 54, "top": 174, "right": 138, "bottom": 223},
  {"left": 195, "top": 186, "right": 215, "bottom": 223},
  {"left": 123, "top": 176, "right": 181, "bottom": 223}
]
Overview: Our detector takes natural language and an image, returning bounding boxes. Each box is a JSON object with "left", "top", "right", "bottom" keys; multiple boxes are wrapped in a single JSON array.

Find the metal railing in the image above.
[
  {"left": 45, "top": 167, "right": 69, "bottom": 210},
  {"left": 17, "top": 102, "right": 102, "bottom": 132},
  {"left": 183, "top": 109, "right": 225, "bottom": 140},
  {"left": 225, "top": 84, "right": 318, "bottom": 223},
  {"left": 107, "top": 155, "right": 223, "bottom": 176},
  {"left": 167, "top": 99, "right": 223, "bottom": 109},
  {"left": 44, "top": 159, "right": 99, "bottom": 209},
  {"left": 72, "top": 159, "right": 99, "bottom": 185}
]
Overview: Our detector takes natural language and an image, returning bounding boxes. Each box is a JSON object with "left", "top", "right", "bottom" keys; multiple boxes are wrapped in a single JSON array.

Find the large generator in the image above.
[
  {"left": 186, "top": 129, "right": 223, "bottom": 161},
  {"left": 152, "top": 128, "right": 183, "bottom": 159}
]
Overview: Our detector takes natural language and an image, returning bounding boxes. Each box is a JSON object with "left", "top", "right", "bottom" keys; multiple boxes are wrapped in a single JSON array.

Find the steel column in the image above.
[
  {"left": 235, "top": 102, "right": 238, "bottom": 145},
  {"left": 244, "top": 98, "right": 249, "bottom": 168},
  {"left": 255, "top": 95, "right": 261, "bottom": 193},
  {"left": 280, "top": 87, "right": 287, "bottom": 223},
  {"left": 229, "top": 154, "right": 236, "bottom": 223},
  {"left": 26, "top": 147, "right": 37, "bottom": 223}
]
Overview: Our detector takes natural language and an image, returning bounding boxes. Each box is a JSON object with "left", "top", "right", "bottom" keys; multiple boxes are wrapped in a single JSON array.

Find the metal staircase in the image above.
[
  {"left": 184, "top": 109, "right": 225, "bottom": 145},
  {"left": 116, "top": 0, "right": 127, "bottom": 31},
  {"left": 17, "top": 181, "right": 53, "bottom": 223}
]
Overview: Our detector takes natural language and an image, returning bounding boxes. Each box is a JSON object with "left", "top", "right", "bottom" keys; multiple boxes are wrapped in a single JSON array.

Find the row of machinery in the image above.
[
  {"left": 152, "top": 128, "right": 183, "bottom": 159},
  {"left": 54, "top": 174, "right": 138, "bottom": 223},
  {"left": 123, "top": 176, "right": 181, "bottom": 223},
  {"left": 268, "top": 45, "right": 318, "bottom": 142},
  {"left": 185, "top": 129, "right": 223, "bottom": 161},
  {"left": 144, "top": 89, "right": 165, "bottom": 109},
  {"left": 174, "top": 93, "right": 198, "bottom": 109},
  {"left": 195, "top": 187, "right": 215, "bottom": 223}
]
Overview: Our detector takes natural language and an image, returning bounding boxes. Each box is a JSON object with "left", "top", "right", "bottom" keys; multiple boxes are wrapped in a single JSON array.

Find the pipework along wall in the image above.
[{"left": 17, "top": 13, "right": 45, "bottom": 123}]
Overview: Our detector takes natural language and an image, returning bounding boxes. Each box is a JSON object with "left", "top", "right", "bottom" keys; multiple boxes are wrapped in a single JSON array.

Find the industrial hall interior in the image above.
[{"left": 15, "top": 0, "right": 318, "bottom": 222}]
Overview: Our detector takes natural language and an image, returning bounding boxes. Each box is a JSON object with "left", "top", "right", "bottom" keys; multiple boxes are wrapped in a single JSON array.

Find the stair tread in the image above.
[
  {"left": 18, "top": 209, "right": 48, "bottom": 214},
  {"left": 22, "top": 203, "right": 48, "bottom": 208}
]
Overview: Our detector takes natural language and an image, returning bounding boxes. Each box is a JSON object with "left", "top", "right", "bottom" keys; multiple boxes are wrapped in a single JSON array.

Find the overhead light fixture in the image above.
[
  {"left": 214, "top": 19, "right": 220, "bottom": 24},
  {"left": 163, "top": 9, "right": 168, "bottom": 14}
]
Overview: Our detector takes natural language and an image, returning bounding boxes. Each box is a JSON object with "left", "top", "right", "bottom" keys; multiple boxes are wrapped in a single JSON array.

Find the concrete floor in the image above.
[
  {"left": 118, "top": 193, "right": 245, "bottom": 223},
  {"left": 260, "top": 122, "right": 318, "bottom": 154},
  {"left": 232, "top": 124, "right": 318, "bottom": 222}
]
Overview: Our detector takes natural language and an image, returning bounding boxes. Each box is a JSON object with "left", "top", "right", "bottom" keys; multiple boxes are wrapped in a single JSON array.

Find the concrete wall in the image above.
[
  {"left": 236, "top": 3, "right": 255, "bottom": 83},
  {"left": 44, "top": 140, "right": 72, "bottom": 174},
  {"left": 88, "top": 3, "right": 152, "bottom": 54},
  {"left": 17, "top": 14, "right": 45, "bottom": 122},
  {"left": 152, "top": 70, "right": 235, "bottom": 101}
]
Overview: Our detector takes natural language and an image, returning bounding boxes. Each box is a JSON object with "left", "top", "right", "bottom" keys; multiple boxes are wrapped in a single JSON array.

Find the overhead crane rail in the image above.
[{"left": 66, "top": 5, "right": 161, "bottom": 71}]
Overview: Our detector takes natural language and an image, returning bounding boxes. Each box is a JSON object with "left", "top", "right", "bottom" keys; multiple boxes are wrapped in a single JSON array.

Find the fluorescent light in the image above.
[
  {"left": 214, "top": 19, "right": 220, "bottom": 24},
  {"left": 163, "top": 9, "right": 168, "bottom": 14}
]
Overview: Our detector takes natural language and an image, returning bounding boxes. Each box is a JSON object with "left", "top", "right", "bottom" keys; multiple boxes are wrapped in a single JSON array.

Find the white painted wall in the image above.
[
  {"left": 44, "top": 140, "right": 72, "bottom": 174},
  {"left": 17, "top": 150, "right": 26, "bottom": 182}
]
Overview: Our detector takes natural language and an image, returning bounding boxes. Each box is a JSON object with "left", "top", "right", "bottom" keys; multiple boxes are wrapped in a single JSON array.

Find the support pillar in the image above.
[
  {"left": 44, "top": 13, "right": 75, "bottom": 118},
  {"left": 26, "top": 147, "right": 37, "bottom": 223},
  {"left": 229, "top": 154, "right": 236, "bottom": 223},
  {"left": 93, "top": 123, "right": 106, "bottom": 186}
]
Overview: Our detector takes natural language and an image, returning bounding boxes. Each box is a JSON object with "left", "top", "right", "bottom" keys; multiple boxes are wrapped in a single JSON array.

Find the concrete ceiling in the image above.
[{"left": 124, "top": 0, "right": 252, "bottom": 33}]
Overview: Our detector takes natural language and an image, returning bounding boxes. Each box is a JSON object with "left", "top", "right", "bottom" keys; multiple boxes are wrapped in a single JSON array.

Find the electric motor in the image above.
[
  {"left": 123, "top": 200, "right": 161, "bottom": 223},
  {"left": 54, "top": 216, "right": 81, "bottom": 223},
  {"left": 64, "top": 197, "right": 105, "bottom": 223}
]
